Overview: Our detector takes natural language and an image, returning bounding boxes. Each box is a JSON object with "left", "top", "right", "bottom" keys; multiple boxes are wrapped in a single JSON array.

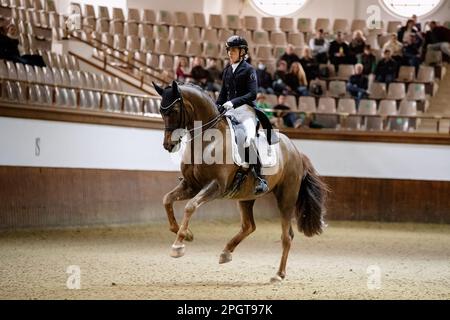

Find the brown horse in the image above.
[{"left": 153, "top": 81, "right": 328, "bottom": 282}]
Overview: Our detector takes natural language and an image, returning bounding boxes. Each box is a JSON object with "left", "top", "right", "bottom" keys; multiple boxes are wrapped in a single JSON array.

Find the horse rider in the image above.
[{"left": 217, "top": 35, "right": 269, "bottom": 195}]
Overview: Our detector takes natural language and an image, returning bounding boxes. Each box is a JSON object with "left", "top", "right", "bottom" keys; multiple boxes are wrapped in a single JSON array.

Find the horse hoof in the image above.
[
  {"left": 170, "top": 244, "right": 185, "bottom": 258},
  {"left": 219, "top": 251, "right": 232, "bottom": 264},
  {"left": 184, "top": 229, "right": 194, "bottom": 242},
  {"left": 270, "top": 275, "right": 284, "bottom": 283}
]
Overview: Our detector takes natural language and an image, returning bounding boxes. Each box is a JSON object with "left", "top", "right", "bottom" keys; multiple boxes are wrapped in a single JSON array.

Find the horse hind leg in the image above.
[
  {"left": 163, "top": 180, "right": 196, "bottom": 242},
  {"left": 219, "top": 200, "right": 256, "bottom": 264},
  {"left": 271, "top": 184, "right": 298, "bottom": 283}
]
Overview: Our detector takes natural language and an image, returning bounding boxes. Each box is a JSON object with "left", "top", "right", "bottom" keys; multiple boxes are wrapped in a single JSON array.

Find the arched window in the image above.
[
  {"left": 250, "top": 0, "right": 308, "bottom": 17},
  {"left": 380, "top": 0, "right": 443, "bottom": 18}
]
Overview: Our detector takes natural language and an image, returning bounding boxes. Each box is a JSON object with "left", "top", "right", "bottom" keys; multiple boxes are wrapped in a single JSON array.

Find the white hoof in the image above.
[
  {"left": 170, "top": 244, "right": 185, "bottom": 258},
  {"left": 270, "top": 275, "right": 283, "bottom": 283},
  {"left": 219, "top": 251, "right": 232, "bottom": 264}
]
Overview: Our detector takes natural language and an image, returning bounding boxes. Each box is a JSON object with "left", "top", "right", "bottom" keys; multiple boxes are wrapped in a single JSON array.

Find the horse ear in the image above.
[
  {"left": 152, "top": 82, "right": 164, "bottom": 96},
  {"left": 172, "top": 80, "right": 180, "bottom": 95}
]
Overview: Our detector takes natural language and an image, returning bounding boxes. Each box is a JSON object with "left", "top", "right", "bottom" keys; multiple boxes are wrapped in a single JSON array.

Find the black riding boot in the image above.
[{"left": 251, "top": 157, "right": 269, "bottom": 195}]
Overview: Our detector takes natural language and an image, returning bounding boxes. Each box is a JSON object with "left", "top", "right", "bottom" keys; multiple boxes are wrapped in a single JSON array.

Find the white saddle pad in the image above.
[{"left": 225, "top": 116, "right": 278, "bottom": 169}]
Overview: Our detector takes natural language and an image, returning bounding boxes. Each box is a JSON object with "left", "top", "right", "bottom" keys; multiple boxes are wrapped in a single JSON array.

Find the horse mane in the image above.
[{"left": 178, "top": 82, "right": 217, "bottom": 109}]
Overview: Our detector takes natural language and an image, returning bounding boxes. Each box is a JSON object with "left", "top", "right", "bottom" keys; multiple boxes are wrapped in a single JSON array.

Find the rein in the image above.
[{"left": 162, "top": 95, "right": 227, "bottom": 144}]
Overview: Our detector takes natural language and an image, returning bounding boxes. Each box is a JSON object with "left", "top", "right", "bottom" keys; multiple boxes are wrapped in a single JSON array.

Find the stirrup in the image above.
[{"left": 254, "top": 177, "right": 269, "bottom": 195}]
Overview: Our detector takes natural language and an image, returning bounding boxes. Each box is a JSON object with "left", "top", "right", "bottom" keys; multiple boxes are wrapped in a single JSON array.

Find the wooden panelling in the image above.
[{"left": 0, "top": 167, "right": 448, "bottom": 229}]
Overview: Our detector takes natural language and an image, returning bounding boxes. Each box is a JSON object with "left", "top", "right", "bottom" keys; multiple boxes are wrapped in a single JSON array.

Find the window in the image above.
[
  {"left": 380, "top": 0, "right": 443, "bottom": 18},
  {"left": 250, "top": 0, "right": 308, "bottom": 17}
]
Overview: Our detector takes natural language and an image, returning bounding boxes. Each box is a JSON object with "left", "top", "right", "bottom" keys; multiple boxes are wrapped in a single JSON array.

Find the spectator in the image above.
[
  {"left": 402, "top": 34, "right": 422, "bottom": 70},
  {"left": 347, "top": 63, "right": 368, "bottom": 107},
  {"left": 285, "top": 62, "right": 309, "bottom": 97},
  {"left": 359, "top": 44, "right": 377, "bottom": 75},
  {"left": 256, "top": 61, "right": 274, "bottom": 95},
  {"left": 375, "top": 49, "right": 398, "bottom": 85},
  {"left": 273, "top": 95, "right": 298, "bottom": 128},
  {"left": 175, "top": 57, "right": 190, "bottom": 82},
  {"left": 309, "top": 29, "right": 329, "bottom": 64},
  {"left": 256, "top": 93, "right": 275, "bottom": 123},
  {"left": 349, "top": 30, "right": 366, "bottom": 63},
  {"left": 411, "top": 14, "right": 422, "bottom": 32},
  {"left": 272, "top": 60, "right": 289, "bottom": 95},
  {"left": 0, "top": 18, "right": 45, "bottom": 67},
  {"left": 0, "top": 18, "right": 20, "bottom": 62},
  {"left": 206, "top": 58, "right": 222, "bottom": 91},
  {"left": 383, "top": 33, "right": 403, "bottom": 64},
  {"left": 398, "top": 19, "right": 421, "bottom": 43},
  {"left": 300, "top": 47, "right": 320, "bottom": 83},
  {"left": 190, "top": 57, "right": 215, "bottom": 91},
  {"left": 280, "top": 44, "right": 301, "bottom": 69},
  {"left": 329, "top": 31, "right": 350, "bottom": 71},
  {"left": 426, "top": 21, "right": 450, "bottom": 58}
]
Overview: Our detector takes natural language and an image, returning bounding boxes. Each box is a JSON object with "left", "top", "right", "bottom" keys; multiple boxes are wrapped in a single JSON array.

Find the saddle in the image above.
[{"left": 225, "top": 105, "right": 279, "bottom": 170}]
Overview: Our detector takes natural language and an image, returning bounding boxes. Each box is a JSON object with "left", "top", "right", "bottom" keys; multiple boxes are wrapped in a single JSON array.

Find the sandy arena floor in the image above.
[{"left": 0, "top": 220, "right": 449, "bottom": 300}]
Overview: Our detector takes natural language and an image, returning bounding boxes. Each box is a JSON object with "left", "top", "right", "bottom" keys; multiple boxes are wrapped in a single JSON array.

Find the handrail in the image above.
[{"left": 70, "top": 34, "right": 170, "bottom": 86}]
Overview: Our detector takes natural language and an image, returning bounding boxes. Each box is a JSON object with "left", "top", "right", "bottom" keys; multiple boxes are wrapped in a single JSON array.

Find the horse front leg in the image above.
[
  {"left": 163, "top": 180, "right": 196, "bottom": 242},
  {"left": 171, "top": 180, "right": 221, "bottom": 258}
]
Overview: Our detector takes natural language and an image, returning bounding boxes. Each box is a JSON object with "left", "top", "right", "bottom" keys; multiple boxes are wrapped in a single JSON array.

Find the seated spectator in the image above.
[
  {"left": 359, "top": 45, "right": 376, "bottom": 75},
  {"left": 375, "top": 49, "right": 398, "bottom": 85},
  {"left": 349, "top": 30, "right": 366, "bottom": 64},
  {"left": 176, "top": 57, "right": 190, "bottom": 82},
  {"left": 280, "top": 44, "right": 301, "bottom": 69},
  {"left": 383, "top": 33, "right": 403, "bottom": 64},
  {"left": 300, "top": 47, "right": 320, "bottom": 83},
  {"left": 285, "top": 62, "right": 309, "bottom": 97},
  {"left": 329, "top": 31, "right": 350, "bottom": 71},
  {"left": 346, "top": 63, "right": 369, "bottom": 107},
  {"left": 309, "top": 29, "right": 329, "bottom": 64},
  {"left": 190, "top": 57, "right": 216, "bottom": 91},
  {"left": 426, "top": 21, "right": 450, "bottom": 58},
  {"left": 398, "top": 19, "right": 421, "bottom": 43},
  {"left": 256, "top": 61, "right": 274, "bottom": 95},
  {"left": 273, "top": 95, "right": 298, "bottom": 128},
  {"left": 206, "top": 58, "right": 222, "bottom": 91},
  {"left": 256, "top": 93, "right": 275, "bottom": 123},
  {"left": 402, "top": 34, "right": 422, "bottom": 71},
  {"left": 272, "top": 60, "right": 289, "bottom": 95},
  {"left": 0, "top": 18, "right": 20, "bottom": 62}
]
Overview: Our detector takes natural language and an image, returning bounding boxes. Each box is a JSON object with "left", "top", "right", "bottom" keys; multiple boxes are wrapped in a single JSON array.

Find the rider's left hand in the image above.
[{"left": 223, "top": 101, "right": 234, "bottom": 111}]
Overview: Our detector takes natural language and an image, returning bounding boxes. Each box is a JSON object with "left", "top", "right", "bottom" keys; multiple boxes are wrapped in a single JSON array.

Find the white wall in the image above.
[{"left": 1, "top": 117, "right": 450, "bottom": 181}]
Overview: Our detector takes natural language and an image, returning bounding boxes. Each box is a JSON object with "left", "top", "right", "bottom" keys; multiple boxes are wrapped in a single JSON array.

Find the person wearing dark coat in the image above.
[
  {"left": 328, "top": 32, "right": 350, "bottom": 71},
  {"left": 216, "top": 36, "right": 269, "bottom": 195},
  {"left": 375, "top": 49, "right": 398, "bottom": 85}
]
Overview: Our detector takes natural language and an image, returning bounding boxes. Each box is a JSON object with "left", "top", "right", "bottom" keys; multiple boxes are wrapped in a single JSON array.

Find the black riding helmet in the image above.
[{"left": 225, "top": 35, "right": 249, "bottom": 55}]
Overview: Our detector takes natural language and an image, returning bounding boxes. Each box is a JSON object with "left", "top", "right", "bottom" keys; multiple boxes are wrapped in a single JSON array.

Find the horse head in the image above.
[{"left": 153, "top": 80, "right": 186, "bottom": 152}]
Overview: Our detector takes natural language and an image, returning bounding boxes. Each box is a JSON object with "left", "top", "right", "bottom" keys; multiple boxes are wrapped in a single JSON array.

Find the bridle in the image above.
[{"left": 160, "top": 95, "right": 227, "bottom": 144}]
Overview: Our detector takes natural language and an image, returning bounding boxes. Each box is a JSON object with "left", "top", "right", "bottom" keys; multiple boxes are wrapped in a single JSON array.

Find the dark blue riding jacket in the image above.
[{"left": 217, "top": 60, "right": 258, "bottom": 108}]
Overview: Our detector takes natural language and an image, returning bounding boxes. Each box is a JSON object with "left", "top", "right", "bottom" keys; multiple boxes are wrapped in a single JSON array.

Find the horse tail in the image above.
[{"left": 295, "top": 154, "right": 329, "bottom": 237}]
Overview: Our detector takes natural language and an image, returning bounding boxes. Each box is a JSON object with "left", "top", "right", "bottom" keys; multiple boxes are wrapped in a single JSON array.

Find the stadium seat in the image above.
[
  {"left": 261, "top": 17, "right": 276, "bottom": 32},
  {"left": 316, "top": 97, "right": 338, "bottom": 128},
  {"left": 297, "top": 18, "right": 312, "bottom": 33},
  {"left": 338, "top": 98, "right": 359, "bottom": 129},
  {"left": 387, "top": 83, "right": 406, "bottom": 100},
  {"left": 243, "top": 16, "right": 258, "bottom": 31},
  {"left": 397, "top": 66, "right": 415, "bottom": 82},
  {"left": 279, "top": 18, "right": 295, "bottom": 33}
]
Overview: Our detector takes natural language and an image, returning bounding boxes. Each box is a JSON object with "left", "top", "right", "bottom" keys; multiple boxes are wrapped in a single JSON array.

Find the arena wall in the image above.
[{"left": 1, "top": 117, "right": 449, "bottom": 229}]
